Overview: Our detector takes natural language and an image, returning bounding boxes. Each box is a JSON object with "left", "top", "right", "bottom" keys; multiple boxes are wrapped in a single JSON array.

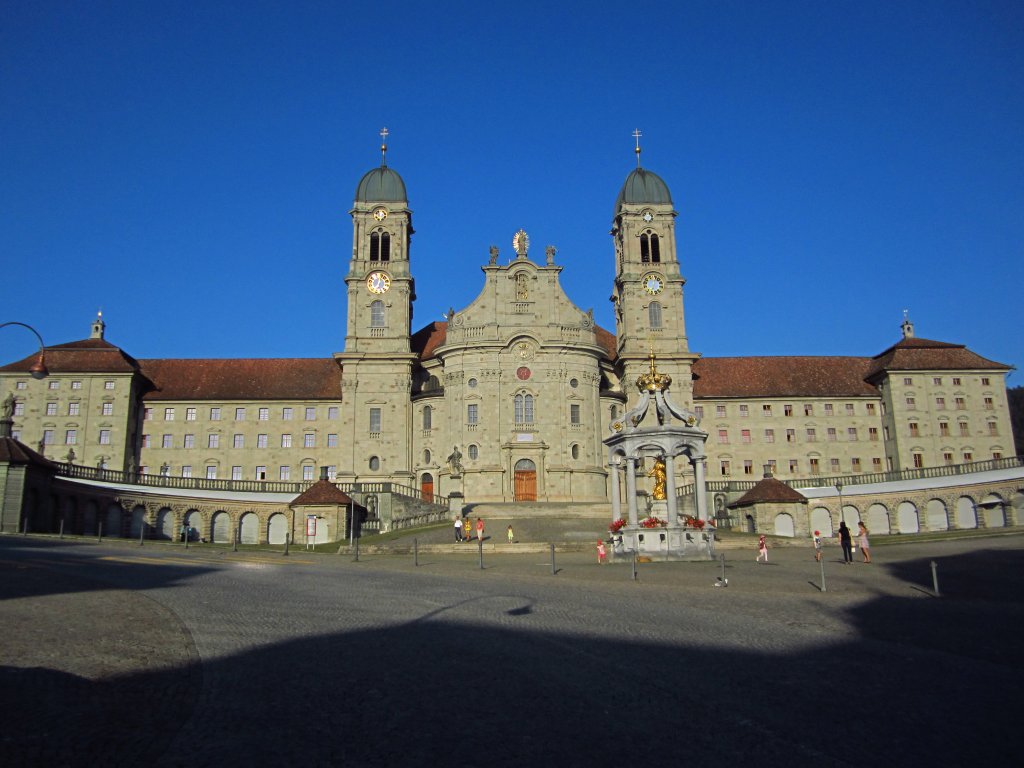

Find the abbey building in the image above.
[{"left": 1, "top": 154, "right": 1015, "bottom": 504}]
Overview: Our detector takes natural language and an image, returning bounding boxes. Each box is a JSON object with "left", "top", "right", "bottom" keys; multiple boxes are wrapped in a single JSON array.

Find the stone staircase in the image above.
[{"left": 461, "top": 501, "right": 612, "bottom": 520}]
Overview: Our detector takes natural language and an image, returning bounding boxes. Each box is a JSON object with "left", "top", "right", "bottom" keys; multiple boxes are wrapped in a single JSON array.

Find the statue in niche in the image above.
[
  {"left": 648, "top": 458, "right": 667, "bottom": 500},
  {"left": 515, "top": 273, "right": 529, "bottom": 300}
]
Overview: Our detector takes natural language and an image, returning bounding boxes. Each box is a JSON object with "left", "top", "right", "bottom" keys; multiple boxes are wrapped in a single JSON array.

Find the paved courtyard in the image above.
[{"left": 1, "top": 532, "right": 1022, "bottom": 767}]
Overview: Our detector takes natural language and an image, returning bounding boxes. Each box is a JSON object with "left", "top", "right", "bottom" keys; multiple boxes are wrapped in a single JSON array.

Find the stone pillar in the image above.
[
  {"left": 693, "top": 456, "right": 708, "bottom": 520},
  {"left": 664, "top": 453, "right": 678, "bottom": 527},
  {"left": 625, "top": 457, "right": 639, "bottom": 526},
  {"left": 609, "top": 462, "right": 621, "bottom": 522}
]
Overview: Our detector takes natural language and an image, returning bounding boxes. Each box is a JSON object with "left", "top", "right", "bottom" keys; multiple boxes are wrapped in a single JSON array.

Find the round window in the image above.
[
  {"left": 468, "top": 378, "right": 478, "bottom": 388},
  {"left": 570, "top": 378, "right": 578, "bottom": 388}
]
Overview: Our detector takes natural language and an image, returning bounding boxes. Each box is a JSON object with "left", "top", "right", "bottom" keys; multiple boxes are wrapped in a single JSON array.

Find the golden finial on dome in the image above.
[
  {"left": 379, "top": 126, "right": 389, "bottom": 166},
  {"left": 636, "top": 346, "right": 671, "bottom": 392}
]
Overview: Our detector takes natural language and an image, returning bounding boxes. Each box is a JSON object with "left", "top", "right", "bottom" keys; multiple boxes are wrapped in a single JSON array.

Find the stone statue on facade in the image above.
[
  {"left": 447, "top": 445, "right": 463, "bottom": 475},
  {"left": 545, "top": 245, "right": 556, "bottom": 265},
  {"left": 488, "top": 245, "right": 499, "bottom": 265}
]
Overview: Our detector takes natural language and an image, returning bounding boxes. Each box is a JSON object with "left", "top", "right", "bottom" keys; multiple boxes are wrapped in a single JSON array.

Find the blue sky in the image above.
[{"left": 2, "top": 1, "right": 1022, "bottom": 379}]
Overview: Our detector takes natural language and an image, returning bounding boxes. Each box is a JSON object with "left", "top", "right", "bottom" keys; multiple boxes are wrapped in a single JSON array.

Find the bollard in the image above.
[
  {"left": 22, "top": 517, "right": 28, "bottom": 536},
  {"left": 414, "top": 538, "right": 419, "bottom": 567},
  {"left": 930, "top": 560, "right": 940, "bottom": 597},
  {"left": 284, "top": 532, "right": 290, "bottom": 556},
  {"left": 478, "top": 538, "right": 484, "bottom": 570},
  {"left": 185, "top": 526, "right": 189, "bottom": 549},
  {"left": 550, "top": 543, "right": 556, "bottom": 576},
  {"left": 97, "top": 521, "right": 103, "bottom": 543},
  {"left": 139, "top": 522, "right": 145, "bottom": 546},
  {"left": 59, "top": 519, "right": 64, "bottom": 539},
  {"left": 819, "top": 553, "right": 827, "bottom": 593},
  {"left": 232, "top": 526, "right": 238, "bottom": 552},
  {"left": 354, "top": 536, "right": 360, "bottom": 562},
  {"left": 720, "top": 553, "right": 726, "bottom": 585},
  {"left": 632, "top": 549, "right": 638, "bottom": 581}
]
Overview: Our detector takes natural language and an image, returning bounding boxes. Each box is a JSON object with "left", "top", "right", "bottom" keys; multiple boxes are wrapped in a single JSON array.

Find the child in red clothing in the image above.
[{"left": 597, "top": 540, "right": 607, "bottom": 564}]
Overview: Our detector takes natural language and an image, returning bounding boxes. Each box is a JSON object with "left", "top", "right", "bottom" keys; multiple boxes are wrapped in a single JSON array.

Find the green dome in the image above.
[
  {"left": 355, "top": 166, "right": 407, "bottom": 203},
  {"left": 615, "top": 168, "right": 673, "bottom": 209}
]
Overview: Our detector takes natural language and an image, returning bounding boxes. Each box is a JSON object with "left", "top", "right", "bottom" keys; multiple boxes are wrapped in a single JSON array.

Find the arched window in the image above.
[
  {"left": 369, "top": 231, "right": 391, "bottom": 261},
  {"left": 571, "top": 444, "right": 580, "bottom": 459},
  {"left": 422, "top": 405, "right": 432, "bottom": 430},
  {"left": 369, "top": 456, "right": 380, "bottom": 471},
  {"left": 640, "top": 234, "right": 650, "bottom": 263},
  {"left": 640, "top": 232, "right": 661, "bottom": 263},
  {"left": 369, "top": 232, "right": 380, "bottom": 261},
  {"left": 650, "top": 233, "right": 660, "bottom": 262},
  {"left": 468, "top": 444, "right": 478, "bottom": 460},
  {"left": 423, "top": 449, "right": 431, "bottom": 464},
  {"left": 370, "top": 300, "right": 385, "bottom": 327},
  {"left": 514, "top": 393, "right": 534, "bottom": 424},
  {"left": 648, "top": 301, "right": 663, "bottom": 329}
]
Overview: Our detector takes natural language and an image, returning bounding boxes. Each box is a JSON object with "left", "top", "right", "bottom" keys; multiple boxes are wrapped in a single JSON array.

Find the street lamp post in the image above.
[
  {"left": 836, "top": 479, "right": 845, "bottom": 524},
  {"left": 0, "top": 322, "right": 48, "bottom": 380}
]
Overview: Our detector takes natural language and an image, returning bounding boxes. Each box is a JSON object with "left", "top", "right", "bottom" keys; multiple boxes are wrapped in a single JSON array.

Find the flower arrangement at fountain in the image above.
[
  {"left": 640, "top": 516, "right": 666, "bottom": 528},
  {"left": 684, "top": 516, "right": 706, "bottom": 530},
  {"left": 609, "top": 518, "right": 628, "bottom": 533}
]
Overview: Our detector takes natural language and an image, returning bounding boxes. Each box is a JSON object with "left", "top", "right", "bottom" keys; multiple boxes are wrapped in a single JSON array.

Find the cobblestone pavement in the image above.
[{"left": 2, "top": 533, "right": 1022, "bottom": 767}]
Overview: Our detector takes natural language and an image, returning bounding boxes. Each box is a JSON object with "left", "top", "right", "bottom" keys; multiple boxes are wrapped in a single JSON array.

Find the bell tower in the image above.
[
  {"left": 335, "top": 130, "right": 416, "bottom": 485},
  {"left": 610, "top": 131, "right": 699, "bottom": 404}
]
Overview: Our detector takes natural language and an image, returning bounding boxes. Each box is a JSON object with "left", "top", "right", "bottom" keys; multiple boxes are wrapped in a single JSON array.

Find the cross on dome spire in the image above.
[
  {"left": 632, "top": 128, "right": 643, "bottom": 168},
  {"left": 379, "top": 127, "right": 389, "bottom": 166}
]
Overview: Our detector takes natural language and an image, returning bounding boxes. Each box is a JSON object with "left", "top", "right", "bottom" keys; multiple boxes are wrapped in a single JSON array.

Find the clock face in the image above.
[
  {"left": 366, "top": 271, "right": 391, "bottom": 294},
  {"left": 372, "top": 207, "right": 388, "bottom": 221},
  {"left": 642, "top": 210, "right": 654, "bottom": 223},
  {"left": 642, "top": 273, "right": 664, "bottom": 295}
]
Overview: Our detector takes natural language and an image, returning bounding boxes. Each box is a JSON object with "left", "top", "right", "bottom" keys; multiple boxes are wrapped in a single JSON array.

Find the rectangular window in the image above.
[
  {"left": 48, "top": 381, "right": 59, "bottom": 390},
  {"left": 232, "top": 466, "right": 243, "bottom": 480},
  {"left": 467, "top": 404, "right": 478, "bottom": 424},
  {"left": 766, "top": 459, "right": 777, "bottom": 474},
  {"left": 42, "top": 429, "right": 54, "bottom": 445},
  {"left": 186, "top": 407, "right": 197, "bottom": 421},
  {"left": 938, "top": 422, "right": 950, "bottom": 436},
  {"left": 786, "top": 429, "right": 795, "bottom": 443},
  {"left": 743, "top": 460, "right": 753, "bottom": 475},
  {"left": 182, "top": 465, "right": 192, "bottom": 478},
  {"left": 789, "top": 459, "right": 799, "bottom": 474},
  {"left": 255, "top": 466, "right": 267, "bottom": 480},
  {"left": 279, "top": 466, "right": 291, "bottom": 481},
  {"left": 830, "top": 458, "right": 840, "bottom": 473},
  {"left": 327, "top": 433, "right": 338, "bottom": 447},
  {"left": 741, "top": 429, "right": 751, "bottom": 444},
  {"left": 809, "top": 458, "right": 820, "bottom": 475},
  {"left": 716, "top": 405, "right": 727, "bottom": 418},
  {"left": 913, "top": 453, "right": 924, "bottom": 468},
  {"left": 847, "top": 427, "right": 858, "bottom": 441},
  {"left": 305, "top": 407, "right": 316, "bottom": 420},
  {"left": 259, "top": 407, "right": 269, "bottom": 421},
  {"left": 764, "top": 429, "right": 775, "bottom": 443},
  {"left": 845, "top": 403, "right": 854, "bottom": 415},
  {"left": 144, "top": 407, "right": 153, "bottom": 421},
  {"left": 872, "top": 458, "right": 882, "bottom": 471},
  {"left": 165, "top": 408, "right": 175, "bottom": 421},
  {"left": 161, "top": 434, "right": 172, "bottom": 448},
  {"left": 804, "top": 404, "right": 813, "bottom": 416},
  {"left": 281, "top": 434, "right": 292, "bottom": 448},
  {"left": 369, "top": 408, "right": 381, "bottom": 433},
  {"left": 959, "top": 422, "right": 969, "bottom": 436},
  {"left": 903, "top": 377, "right": 913, "bottom": 386},
  {"left": 739, "top": 404, "right": 748, "bottom": 417},
  {"left": 141, "top": 434, "right": 151, "bottom": 448},
  {"left": 784, "top": 404, "right": 793, "bottom": 417},
  {"left": 99, "top": 429, "right": 111, "bottom": 445},
  {"left": 233, "top": 434, "right": 244, "bottom": 449},
  {"left": 326, "top": 465, "right": 336, "bottom": 479},
  {"left": 65, "top": 429, "right": 77, "bottom": 445},
  {"left": 824, "top": 403, "right": 833, "bottom": 415},
  {"left": 206, "top": 466, "right": 217, "bottom": 480},
  {"left": 46, "top": 402, "right": 57, "bottom": 416},
  {"left": 208, "top": 434, "right": 220, "bottom": 449},
  {"left": 906, "top": 397, "right": 916, "bottom": 410},
  {"left": 15, "top": 381, "right": 26, "bottom": 390},
  {"left": 235, "top": 407, "right": 246, "bottom": 420},
  {"left": 762, "top": 404, "right": 772, "bottom": 416},
  {"left": 984, "top": 397, "right": 994, "bottom": 410},
  {"left": 68, "top": 402, "right": 80, "bottom": 416},
  {"left": 717, "top": 429, "right": 729, "bottom": 444},
  {"left": 694, "top": 405, "right": 704, "bottom": 419},
  {"left": 866, "top": 403, "right": 876, "bottom": 415},
  {"left": 988, "top": 422, "right": 998, "bottom": 436},
  {"left": 13, "top": 401, "right": 24, "bottom": 416},
  {"left": 257, "top": 434, "right": 268, "bottom": 448},
  {"left": 304, "top": 433, "right": 315, "bottom": 448},
  {"left": 101, "top": 402, "right": 113, "bottom": 416},
  {"left": 570, "top": 404, "right": 581, "bottom": 424},
  {"left": 184, "top": 434, "right": 195, "bottom": 449},
  {"left": 933, "top": 377, "right": 942, "bottom": 386},
  {"left": 827, "top": 428, "right": 837, "bottom": 441},
  {"left": 909, "top": 422, "right": 919, "bottom": 437},
  {"left": 943, "top": 452, "right": 954, "bottom": 465},
  {"left": 852, "top": 457, "right": 861, "bottom": 472},
  {"left": 869, "top": 427, "right": 879, "bottom": 441},
  {"left": 303, "top": 465, "right": 315, "bottom": 481},
  {"left": 806, "top": 428, "right": 816, "bottom": 442},
  {"left": 936, "top": 397, "right": 945, "bottom": 410},
  {"left": 963, "top": 452, "right": 973, "bottom": 463},
  {"left": 104, "top": 381, "right": 114, "bottom": 390},
  {"left": 71, "top": 381, "right": 81, "bottom": 390},
  {"left": 210, "top": 407, "right": 221, "bottom": 420},
  {"left": 282, "top": 407, "right": 293, "bottom": 420},
  {"left": 720, "top": 460, "right": 730, "bottom": 476},
  {"left": 955, "top": 397, "right": 965, "bottom": 410},
  {"left": 993, "top": 452, "right": 1002, "bottom": 460},
  {"left": 952, "top": 377, "right": 961, "bottom": 386},
  {"left": 328, "top": 406, "right": 339, "bottom": 420}
]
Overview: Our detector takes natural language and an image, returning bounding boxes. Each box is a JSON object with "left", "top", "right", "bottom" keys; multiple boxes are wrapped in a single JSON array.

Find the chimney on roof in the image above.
[
  {"left": 900, "top": 310, "right": 914, "bottom": 339},
  {"left": 90, "top": 311, "right": 106, "bottom": 340}
]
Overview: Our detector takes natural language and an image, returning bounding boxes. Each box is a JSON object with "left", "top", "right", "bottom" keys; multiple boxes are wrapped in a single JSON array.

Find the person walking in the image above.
[
  {"left": 597, "top": 540, "right": 607, "bottom": 564},
  {"left": 813, "top": 530, "right": 823, "bottom": 562},
  {"left": 756, "top": 534, "right": 768, "bottom": 563},
  {"left": 475, "top": 517, "right": 485, "bottom": 542},
  {"left": 857, "top": 521, "right": 871, "bottom": 563},
  {"left": 838, "top": 521, "right": 854, "bottom": 564},
  {"left": 454, "top": 516, "right": 463, "bottom": 543}
]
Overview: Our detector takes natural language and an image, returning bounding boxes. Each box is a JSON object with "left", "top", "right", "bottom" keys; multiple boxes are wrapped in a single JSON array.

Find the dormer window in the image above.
[
  {"left": 369, "top": 231, "right": 391, "bottom": 261},
  {"left": 640, "top": 232, "right": 660, "bottom": 263}
]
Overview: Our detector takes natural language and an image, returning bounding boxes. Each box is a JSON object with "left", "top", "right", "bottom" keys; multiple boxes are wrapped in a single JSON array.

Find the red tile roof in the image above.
[
  {"left": 290, "top": 479, "right": 359, "bottom": 506},
  {"left": 0, "top": 338, "right": 139, "bottom": 374},
  {"left": 693, "top": 356, "right": 878, "bottom": 399},
  {"left": 594, "top": 325, "right": 617, "bottom": 360},
  {"left": 0, "top": 436, "right": 54, "bottom": 468},
  {"left": 411, "top": 321, "right": 447, "bottom": 360},
  {"left": 139, "top": 358, "right": 342, "bottom": 401},
  {"left": 866, "top": 337, "right": 1009, "bottom": 380},
  {"left": 729, "top": 476, "right": 807, "bottom": 508}
]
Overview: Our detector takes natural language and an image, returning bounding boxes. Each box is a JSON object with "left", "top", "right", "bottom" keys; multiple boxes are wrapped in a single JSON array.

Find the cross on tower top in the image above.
[
  {"left": 632, "top": 128, "right": 643, "bottom": 168},
  {"left": 379, "top": 127, "right": 389, "bottom": 166}
]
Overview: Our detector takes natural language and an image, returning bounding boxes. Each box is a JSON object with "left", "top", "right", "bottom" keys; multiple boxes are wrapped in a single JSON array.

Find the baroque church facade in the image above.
[{"left": 1, "top": 151, "right": 1016, "bottom": 507}]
